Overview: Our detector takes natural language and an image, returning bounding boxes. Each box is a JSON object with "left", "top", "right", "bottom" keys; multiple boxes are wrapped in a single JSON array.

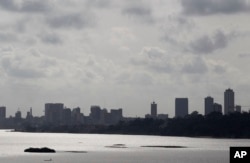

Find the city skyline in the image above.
[
  {"left": 2, "top": 87, "right": 249, "bottom": 118},
  {"left": 1, "top": 0, "right": 250, "bottom": 117}
]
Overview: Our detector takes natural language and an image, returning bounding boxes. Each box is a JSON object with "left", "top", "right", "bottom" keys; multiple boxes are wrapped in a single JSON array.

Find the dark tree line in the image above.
[{"left": 104, "top": 112, "right": 250, "bottom": 138}]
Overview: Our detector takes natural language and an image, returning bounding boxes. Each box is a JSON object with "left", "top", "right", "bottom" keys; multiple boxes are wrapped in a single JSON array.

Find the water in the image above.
[{"left": 0, "top": 130, "right": 249, "bottom": 163}]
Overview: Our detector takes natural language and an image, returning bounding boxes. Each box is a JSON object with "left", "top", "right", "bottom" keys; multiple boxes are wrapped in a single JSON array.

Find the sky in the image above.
[{"left": 1, "top": 0, "right": 250, "bottom": 118}]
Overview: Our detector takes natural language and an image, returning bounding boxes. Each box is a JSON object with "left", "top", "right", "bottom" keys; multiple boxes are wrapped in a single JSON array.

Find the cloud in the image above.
[
  {"left": 238, "top": 53, "right": 250, "bottom": 58},
  {"left": 85, "top": 0, "right": 111, "bottom": 8},
  {"left": 213, "top": 65, "right": 226, "bottom": 74},
  {"left": 188, "top": 30, "right": 230, "bottom": 54},
  {"left": 38, "top": 32, "right": 63, "bottom": 45},
  {"left": 0, "top": 32, "right": 18, "bottom": 42},
  {"left": 0, "top": 49, "right": 59, "bottom": 79},
  {"left": 180, "top": 0, "right": 250, "bottom": 16},
  {"left": 123, "top": 6, "right": 151, "bottom": 16},
  {"left": 0, "top": 0, "right": 53, "bottom": 13},
  {"left": 130, "top": 47, "right": 214, "bottom": 76},
  {"left": 46, "top": 12, "right": 94, "bottom": 29},
  {"left": 1, "top": 56, "right": 45, "bottom": 79},
  {"left": 181, "top": 56, "right": 208, "bottom": 74},
  {"left": 130, "top": 47, "right": 174, "bottom": 73},
  {"left": 122, "top": 3, "right": 154, "bottom": 23},
  {"left": 160, "top": 15, "right": 195, "bottom": 33}
]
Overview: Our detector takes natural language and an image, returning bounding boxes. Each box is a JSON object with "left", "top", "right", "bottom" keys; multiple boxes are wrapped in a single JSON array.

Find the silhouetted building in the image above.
[
  {"left": 0, "top": 106, "right": 6, "bottom": 120},
  {"left": 90, "top": 105, "right": 101, "bottom": 124},
  {"left": 62, "top": 108, "right": 71, "bottom": 125},
  {"left": 15, "top": 110, "right": 22, "bottom": 120},
  {"left": 235, "top": 105, "right": 241, "bottom": 113},
  {"left": 151, "top": 101, "right": 157, "bottom": 117},
  {"left": 213, "top": 103, "right": 222, "bottom": 113},
  {"left": 71, "top": 107, "right": 84, "bottom": 124},
  {"left": 157, "top": 114, "right": 168, "bottom": 120},
  {"left": 45, "top": 103, "right": 64, "bottom": 124},
  {"left": 224, "top": 88, "right": 235, "bottom": 114},
  {"left": 100, "top": 108, "right": 109, "bottom": 124},
  {"left": 110, "top": 108, "right": 123, "bottom": 124},
  {"left": 205, "top": 96, "right": 214, "bottom": 115},
  {"left": 175, "top": 98, "right": 188, "bottom": 118},
  {"left": 26, "top": 107, "right": 33, "bottom": 121}
]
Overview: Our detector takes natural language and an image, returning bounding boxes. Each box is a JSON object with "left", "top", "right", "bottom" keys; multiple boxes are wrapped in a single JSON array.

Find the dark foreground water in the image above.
[{"left": 0, "top": 130, "right": 249, "bottom": 163}]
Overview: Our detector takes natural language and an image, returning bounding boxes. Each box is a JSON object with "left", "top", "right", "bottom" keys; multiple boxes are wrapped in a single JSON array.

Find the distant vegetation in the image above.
[{"left": 103, "top": 112, "right": 250, "bottom": 138}]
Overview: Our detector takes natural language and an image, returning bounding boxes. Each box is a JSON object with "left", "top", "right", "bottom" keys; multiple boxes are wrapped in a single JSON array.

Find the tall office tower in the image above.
[
  {"left": 175, "top": 98, "right": 188, "bottom": 118},
  {"left": 205, "top": 96, "right": 214, "bottom": 115},
  {"left": 224, "top": 88, "right": 235, "bottom": 114},
  {"left": 0, "top": 106, "right": 6, "bottom": 120},
  {"left": 151, "top": 101, "right": 157, "bottom": 117},
  {"left": 45, "top": 103, "right": 64, "bottom": 124}
]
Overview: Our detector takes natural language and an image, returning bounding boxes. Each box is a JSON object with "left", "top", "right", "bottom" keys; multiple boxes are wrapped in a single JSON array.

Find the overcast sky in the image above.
[{"left": 1, "top": 0, "right": 250, "bottom": 117}]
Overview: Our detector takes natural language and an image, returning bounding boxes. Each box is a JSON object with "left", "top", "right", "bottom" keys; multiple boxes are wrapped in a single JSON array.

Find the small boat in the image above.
[{"left": 44, "top": 158, "right": 52, "bottom": 161}]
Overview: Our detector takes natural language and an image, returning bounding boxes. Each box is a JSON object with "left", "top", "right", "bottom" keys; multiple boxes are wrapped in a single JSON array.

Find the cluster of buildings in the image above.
[
  {"left": 0, "top": 88, "right": 247, "bottom": 129},
  {"left": 0, "top": 104, "right": 123, "bottom": 128},
  {"left": 44, "top": 103, "right": 123, "bottom": 125},
  {"left": 146, "top": 88, "right": 245, "bottom": 119}
]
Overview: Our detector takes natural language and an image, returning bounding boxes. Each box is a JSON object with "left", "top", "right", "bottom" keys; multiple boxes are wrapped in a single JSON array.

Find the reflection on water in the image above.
[{"left": 0, "top": 130, "right": 250, "bottom": 163}]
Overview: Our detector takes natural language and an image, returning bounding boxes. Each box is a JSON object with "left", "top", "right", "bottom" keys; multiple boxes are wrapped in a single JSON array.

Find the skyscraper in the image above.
[
  {"left": 205, "top": 96, "right": 214, "bottom": 115},
  {"left": 175, "top": 98, "right": 188, "bottom": 118},
  {"left": 224, "top": 88, "right": 235, "bottom": 114},
  {"left": 151, "top": 101, "right": 157, "bottom": 117},
  {"left": 90, "top": 105, "right": 101, "bottom": 124},
  {"left": 0, "top": 106, "right": 6, "bottom": 120},
  {"left": 45, "top": 103, "right": 64, "bottom": 124}
]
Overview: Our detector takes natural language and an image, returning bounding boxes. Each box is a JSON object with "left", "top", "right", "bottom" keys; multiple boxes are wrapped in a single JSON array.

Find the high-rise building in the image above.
[
  {"left": 205, "top": 96, "right": 214, "bottom": 115},
  {"left": 110, "top": 108, "right": 123, "bottom": 124},
  {"left": 90, "top": 105, "right": 101, "bottom": 124},
  {"left": 45, "top": 103, "right": 64, "bottom": 124},
  {"left": 62, "top": 108, "right": 72, "bottom": 125},
  {"left": 175, "top": 98, "right": 188, "bottom": 118},
  {"left": 224, "top": 88, "right": 235, "bottom": 114},
  {"left": 71, "top": 107, "right": 83, "bottom": 124},
  {"left": 0, "top": 106, "right": 6, "bottom": 120},
  {"left": 151, "top": 101, "right": 157, "bottom": 117}
]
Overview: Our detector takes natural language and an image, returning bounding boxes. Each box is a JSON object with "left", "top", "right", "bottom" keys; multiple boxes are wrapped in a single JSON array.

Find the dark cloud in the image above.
[
  {"left": 38, "top": 32, "right": 63, "bottom": 45},
  {"left": 122, "top": 5, "right": 154, "bottom": 23},
  {"left": 238, "top": 53, "right": 250, "bottom": 58},
  {"left": 189, "top": 30, "right": 228, "bottom": 54},
  {"left": 162, "top": 35, "right": 184, "bottom": 48},
  {"left": 0, "top": 0, "right": 52, "bottom": 13},
  {"left": 46, "top": 12, "right": 94, "bottom": 29},
  {"left": 123, "top": 6, "right": 151, "bottom": 16},
  {"left": 180, "top": 0, "right": 250, "bottom": 15},
  {"left": 4, "top": 66, "right": 45, "bottom": 79}
]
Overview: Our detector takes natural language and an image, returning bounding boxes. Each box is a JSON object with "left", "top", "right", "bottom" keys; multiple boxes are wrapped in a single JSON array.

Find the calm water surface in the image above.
[{"left": 0, "top": 130, "right": 249, "bottom": 163}]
